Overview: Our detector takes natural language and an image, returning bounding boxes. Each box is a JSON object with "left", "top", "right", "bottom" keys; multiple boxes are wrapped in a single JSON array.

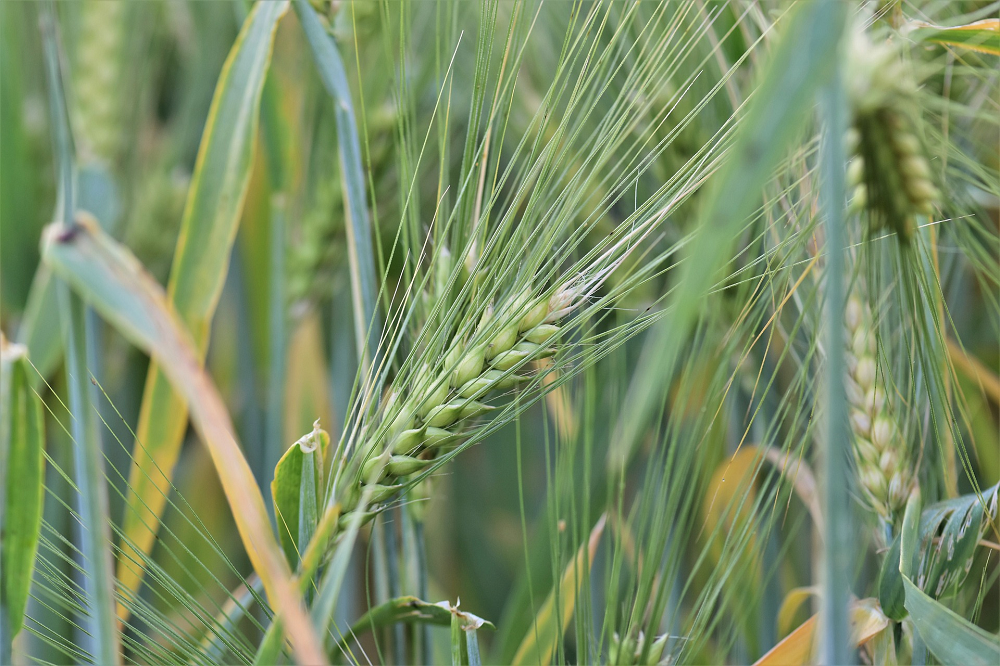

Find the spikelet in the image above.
[
  {"left": 75, "top": 0, "right": 127, "bottom": 163},
  {"left": 844, "top": 27, "right": 939, "bottom": 241},
  {"left": 340, "top": 282, "right": 582, "bottom": 516},
  {"left": 609, "top": 631, "right": 669, "bottom": 665},
  {"left": 845, "top": 295, "right": 912, "bottom": 523},
  {"left": 287, "top": 181, "right": 344, "bottom": 307}
]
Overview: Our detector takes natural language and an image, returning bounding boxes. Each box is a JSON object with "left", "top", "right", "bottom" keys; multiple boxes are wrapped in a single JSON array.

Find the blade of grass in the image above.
[
  {"left": 338, "top": 596, "right": 495, "bottom": 649},
  {"left": 294, "top": 0, "right": 382, "bottom": 373},
  {"left": 451, "top": 608, "right": 466, "bottom": 666},
  {"left": 271, "top": 421, "right": 329, "bottom": 568},
  {"left": 817, "top": 47, "right": 852, "bottom": 666},
  {"left": 265, "top": 195, "right": 289, "bottom": 505},
  {"left": 907, "top": 19, "right": 1000, "bottom": 56},
  {"left": 16, "top": 267, "right": 62, "bottom": 391},
  {"left": 118, "top": 0, "right": 290, "bottom": 616},
  {"left": 59, "top": 282, "right": 121, "bottom": 666},
  {"left": 38, "top": 6, "right": 120, "bottom": 663},
  {"left": 41, "top": 215, "right": 326, "bottom": 665},
  {"left": 0, "top": 341, "right": 46, "bottom": 661},
  {"left": 512, "top": 514, "right": 605, "bottom": 666},
  {"left": 902, "top": 576, "right": 1000, "bottom": 665}
]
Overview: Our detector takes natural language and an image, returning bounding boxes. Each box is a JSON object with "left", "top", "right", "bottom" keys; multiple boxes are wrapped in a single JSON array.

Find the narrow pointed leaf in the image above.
[
  {"left": 294, "top": 0, "right": 381, "bottom": 369},
  {"left": 902, "top": 576, "right": 1000, "bottom": 666},
  {"left": 0, "top": 341, "right": 45, "bottom": 647},
  {"left": 907, "top": 19, "right": 1000, "bottom": 55},
  {"left": 41, "top": 215, "right": 326, "bottom": 665},
  {"left": 609, "top": 0, "right": 847, "bottom": 469},
  {"left": 119, "top": 0, "right": 290, "bottom": 614},
  {"left": 271, "top": 421, "right": 329, "bottom": 566},
  {"left": 59, "top": 284, "right": 120, "bottom": 665},
  {"left": 340, "top": 596, "right": 494, "bottom": 649},
  {"left": 512, "top": 514, "right": 605, "bottom": 666}
]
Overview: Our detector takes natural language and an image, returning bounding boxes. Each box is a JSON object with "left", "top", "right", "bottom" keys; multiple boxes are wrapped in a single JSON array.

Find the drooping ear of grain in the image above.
[
  {"left": 337, "top": 284, "right": 580, "bottom": 531},
  {"left": 845, "top": 28, "right": 940, "bottom": 241},
  {"left": 0, "top": 339, "right": 45, "bottom": 659},
  {"left": 844, "top": 295, "right": 913, "bottom": 524}
]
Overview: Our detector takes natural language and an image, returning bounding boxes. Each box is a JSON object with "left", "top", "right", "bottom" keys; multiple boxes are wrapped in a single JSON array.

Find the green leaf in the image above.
[
  {"left": 271, "top": 421, "right": 329, "bottom": 566},
  {"left": 342, "top": 596, "right": 495, "bottom": 648},
  {"left": 294, "top": 0, "right": 382, "bottom": 370},
  {"left": 253, "top": 617, "right": 287, "bottom": 666},
  {"left": 512, "top": 514, "right": 605, "bottom": 666},
  {"left": 58, "top": 282, "right": 121, "bottom": 666},
  {"left": 915, "top": 483, "right": 999, "bottom": 599},
  {"left": 902, "top": 576, "right": 1000, "bottom": 666},
  {"left": 0, "top": 342, "right": 45, "bottom": 647},
  {"left": 41, "top": 214, "right": 325, "bottom": 665},
  {"left": 118, "top": 0, "right": 290, "bottom": 617},
  {"left": 452, "top": 607, "right": 466, "bottom": 666},
  {"left": 16, "top": 267, "right": 61, "bottom": 391},
  {"left": 877, "top": 535, "right": 906, "bottom": 621},
  {"left": 907, "top": 19, "right": 1000, "bottom": 56}
]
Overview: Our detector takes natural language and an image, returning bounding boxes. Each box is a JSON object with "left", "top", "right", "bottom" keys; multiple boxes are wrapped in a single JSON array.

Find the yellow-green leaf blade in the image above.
[
  {"left": 0, "top": 341, "right": 45, "bottom": 644},
  {"left": 119, "top": 0, "right": 289, "bottom": 618},
  {"left": 271, "top": 422, "right": 329, "bottom": 566},
  {"left": 41, "top": 216, "right": 326, "bottom": 666},
  {"left": 902, "top": 576, "right": 1000, "bottom": 666},
  {"left": 907, "top": 19, "right": 1000, "bottom": 56}
]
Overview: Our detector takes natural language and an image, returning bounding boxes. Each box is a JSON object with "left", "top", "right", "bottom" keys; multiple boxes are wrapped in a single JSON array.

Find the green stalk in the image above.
[
  {"left": 265, "top": 197, "right": 288, "bottom": 503},
  {"left": 297, "top": 447, "right": 317, "bottom": 603},
  {"left": 818, "top": 59, "right": 853, "bottom": 666},
  {"left": 295, "top": 0, "right": 382, "bottom": 373},
  {"left": 451, "top": 610, "right": 466, "bottom": 666},
  {"left": 382, "top": 511, "right": 405, "bottom": 664},
  {"left": 415, "top": 520, "right": 432, "bottom": 665},
  {"left": 40, "top": 7, "right": 119, "bottom": 663},
  {"left": 59, "top": 284, "right": 120, "bottom": 666},
  {"left": 466, "top": 629, "right": 483, "bottom": 666}
]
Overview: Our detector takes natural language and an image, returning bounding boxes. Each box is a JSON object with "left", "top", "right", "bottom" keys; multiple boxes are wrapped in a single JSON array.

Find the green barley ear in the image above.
[
  {"left": 75, "top": 0, "right": 127, "bottom": 163},
  {"left": 333, "top": 281, "right": 582, "bottom": 537},
  {"left": 845, "top": 294, "right": 914, "bottom": 525},
  {"left": 845, "top": 27, "right": 939, "bottom": 242},
  {"left": 608, "top": 630, "right": 668, "bottom": 665}
]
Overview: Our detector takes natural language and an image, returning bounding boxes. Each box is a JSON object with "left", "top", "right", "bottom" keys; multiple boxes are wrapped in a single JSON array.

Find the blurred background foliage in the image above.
[{"left": 1, "top": 1, "right": 998, "bottom": 664}]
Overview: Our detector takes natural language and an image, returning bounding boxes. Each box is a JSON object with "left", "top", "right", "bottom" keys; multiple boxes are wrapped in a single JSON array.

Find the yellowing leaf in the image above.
[
  {"left": 907, "top": 19, "right": 1000, "bottom": 56},
  {"left": 755, "top": 598, "right": 889, "bottom": 666},
  {"left": 42, "top": 215, "right": 325, "bottom": 665},
  {"left": 512, "top": 514, "right": 606, "bottom": 666},
  {"left": 118, "top": 0, "right": 290, "bottom": 617},
  {"left": 0, "top": 340, "right": 45, "bottom": 641},
  {"left": 777, "top": 587, "right": 818, "bottom": 638}
]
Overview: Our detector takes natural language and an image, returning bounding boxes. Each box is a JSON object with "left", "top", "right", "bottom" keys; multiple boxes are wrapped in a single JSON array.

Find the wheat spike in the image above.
[
  {"left": 845, "top": 295, "right": 912, "bottom": 523},
  {"left": 340, "top": 282, "right": 581, "bottom": 518},
  {"left": 844, "top": 27, "right": 939, "bottom": 241},
  {"left": 76, "top": 0, "right": 127, "bottom": 163}
]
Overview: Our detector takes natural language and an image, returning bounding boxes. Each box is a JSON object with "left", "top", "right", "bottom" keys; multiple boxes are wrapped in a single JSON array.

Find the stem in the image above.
[
  {"left": 415, "top": 520, "right": 432, "bottom": 665},
  {"left": 265, "top": 196, "right": 288, "bottom": 510},
  {"left": 381, "top": 510, "right": 405, "bottom": 664},
  {"left": 59, "top": 284, "right": 121, "bottom": 665},
  {"left": 818, "top": 60, "right": 854, "bottom": 666}
]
